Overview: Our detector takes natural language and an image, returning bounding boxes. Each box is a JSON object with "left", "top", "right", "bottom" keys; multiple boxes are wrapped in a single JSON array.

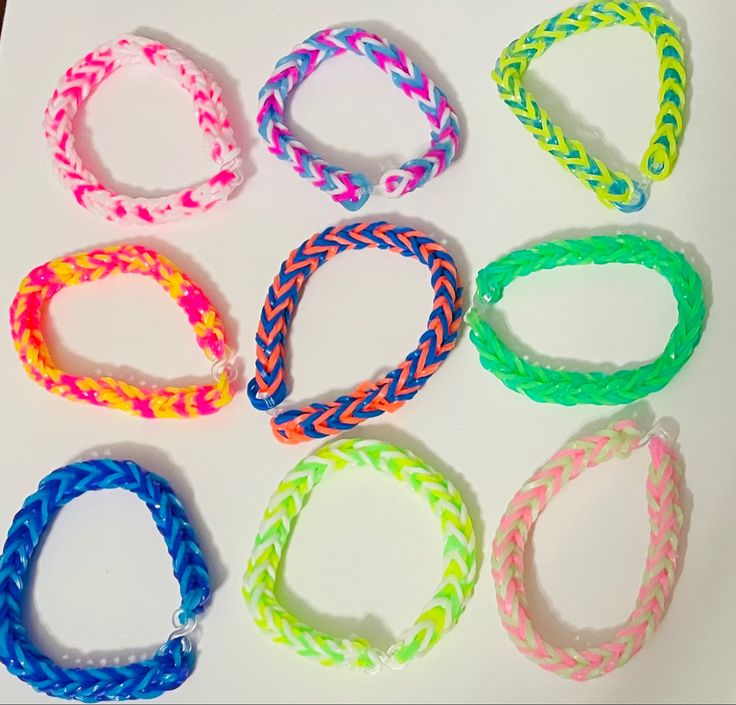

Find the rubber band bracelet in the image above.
[
  {"left": 247, "top": 222, "right": 463, "bottom": 443},
  {"left": 257, "top": 28, "right": 460, "bottom": 210},
  {"left": 492, "top": 420, "right": 684, "bottom": 680},
  {"left": 44, "top": 34, "right": 242, "bottom": 225},
  {"left": 493, "top": 1, "right": 686, "bottom": 212},
  {"left": 9, "top": 244, "right": 237, "bottom": 418},
  {"left": 466, "top": 235, "right": 705, "bottom": 405},
  {"left": 242, "top": 438, "right": 477, "bottom": 672},
  {"left": 0, "top": 459, "right": 211, "bottom": 701}
]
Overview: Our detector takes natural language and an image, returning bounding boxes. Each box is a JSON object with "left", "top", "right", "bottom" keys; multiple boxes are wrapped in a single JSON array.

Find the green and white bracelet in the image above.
[
  {"left": 466, "top": 234, "right": 706, "bottom": 405},
  {"left": 242, "top": 438, "right": 477, "bottom": 672}
]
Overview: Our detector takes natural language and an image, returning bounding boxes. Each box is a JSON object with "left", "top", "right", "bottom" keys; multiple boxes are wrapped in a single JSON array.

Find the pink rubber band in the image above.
[{"left": 43, "top": 34, "right": 243, "bottom": 226}]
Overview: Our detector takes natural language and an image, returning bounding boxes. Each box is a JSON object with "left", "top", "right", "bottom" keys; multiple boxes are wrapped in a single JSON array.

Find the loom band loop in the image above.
[
  {"left": 375, "top": 169, "right": 414, "bottom": 198},
  {"left": 269, "top": 410, "right": 305, "bottom": 443},
  {"left": 342, "top": 637, "right": 385, "bottom": 674},
  {"left": 213, "top": 149, "right": 245, "bottom": 189},
  {"left": 643, "top": 139, "right": 673, "bottom": 180},
  {"left": 215, "top": 145, "right": 243, "bottom": 167},
  {"left": 644, "top": 151, "right": 669, "bottom": 181},
  {"left": 385, "top": 644, "right": 409, "bottom": 671},
  {"left": 660, "top": 76, "right": 687, "bottom": 107},
  {"left": 246, "top": 377, "right": 288, "bottom": 411},
  {"left": 647, "top": 117, "right": 682, "bottom": 158},
  {"left": 179, "top": 588, "right": 210, "bottom": 622},
  {"left": 43, "top": 34, "right": 242, "bottom": 225},
  {"left": 155, "top": 636, "right": 196, "bottom": 664},
  {"left": 0, "top": 459, "right": 211, "bottom": 701},
  {"left": 221, "top": 166, "right": 244, "bottom": 190},
  {"left": 377, "top": 158, "right": 438, "bottom": 198},
  {"left": 364, "top": 659, "right": 384, "bottom": 677},
  {"left": 611, "top": 180, "right": 649, "bottom": 213},
  {"left": 333, "top": 172, "right": 372, "bottom": 211},
  {"left": 655, "top": 100, "right": 685, "bottom": 137},
  {"left": 361, "top": 386, "right": 406, "bottom": 413},
  {"left": 268, "top": 395, "right": 390, "bottom": 445},
  {"left": 658, "top": 32, "right": 687, "bottom": 64},
  {"left": 363, "top": 644, "right": 408, "bottom": 676},
  {"left": 659, "top": 62, "right": 687, "bottom": 98}
]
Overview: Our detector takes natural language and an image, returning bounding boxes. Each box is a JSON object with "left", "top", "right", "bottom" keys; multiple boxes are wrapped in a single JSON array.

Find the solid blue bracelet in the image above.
[{"left": 0, "top": 459, "right": 211, "bottom": 702}]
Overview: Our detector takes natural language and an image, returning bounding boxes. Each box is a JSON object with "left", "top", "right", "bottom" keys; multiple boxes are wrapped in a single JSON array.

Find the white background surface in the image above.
[{"left": 0, "top": 1, "right": 733, "bottom": 702}]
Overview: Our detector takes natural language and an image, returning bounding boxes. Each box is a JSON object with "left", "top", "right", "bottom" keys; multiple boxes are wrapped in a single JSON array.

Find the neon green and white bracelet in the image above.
[{"left": 242, "top": 439, "right": 478, "bottom": 672}]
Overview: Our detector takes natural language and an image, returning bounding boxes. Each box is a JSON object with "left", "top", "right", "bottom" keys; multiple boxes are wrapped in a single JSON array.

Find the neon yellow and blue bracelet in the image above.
[{"left": 493, "top": 1, "right": 686, "bottom": 211}]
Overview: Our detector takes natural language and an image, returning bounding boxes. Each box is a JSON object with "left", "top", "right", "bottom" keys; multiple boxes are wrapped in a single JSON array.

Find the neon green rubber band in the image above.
[
  {"left": 242, "top": 438, "right": 477, "bottom": 672},
  {"left": 466, "top": 235, "right": 706, "bottom": 405}
]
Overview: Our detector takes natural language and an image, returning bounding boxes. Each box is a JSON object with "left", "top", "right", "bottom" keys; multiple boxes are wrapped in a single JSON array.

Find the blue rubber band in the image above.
[
  {"left": 0, "top": 459, "right": 211, "bottom": 702},
  {"left": 612, "top": 181, "right": 648, "bottom": 213},
  {"left": 247, "top": 377, "right": 287, "bottom": 410}
]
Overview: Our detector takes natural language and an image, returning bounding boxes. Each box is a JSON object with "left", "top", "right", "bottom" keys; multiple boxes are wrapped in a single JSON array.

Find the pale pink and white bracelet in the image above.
[
  {"left": 43, "top": 34, "right": 242, "bottom": 226},
  {"left": 492, "top": 420, "right": 684, "bottom": 680}
]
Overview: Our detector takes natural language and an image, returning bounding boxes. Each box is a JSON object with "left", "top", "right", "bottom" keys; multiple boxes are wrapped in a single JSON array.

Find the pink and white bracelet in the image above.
[
  {"left": 492, "top": 420, "right": 684, "bottom": 680},
  {"left": 43, "top": 34, "right": 242, "bottom": 226}
]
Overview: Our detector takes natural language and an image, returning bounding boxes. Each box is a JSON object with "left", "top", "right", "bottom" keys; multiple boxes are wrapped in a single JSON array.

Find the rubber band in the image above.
[
  {"left": 247, "top": 221, "right": 463, "bottom": 443},
  {"left": 242, "top": 438, "right": 477, "bottom": 672},
  {"left": 466, "top": 235, "right": 705, "bottom": 405},
  {"left": 493, "top": 1, "right": 686, "bottom": 212},
  {"left": 492, "top": 420, "right": 684, "bottom": 680},
  {"left": 43, "top": 34, "right": 242, "bottom": 225},
  {"left": 9, "top": 244, "right": 237, "bottom": 418},
  {"left": 257, "top": 28, "right": 460, "bottom": 210},
  {"left": 0, "top": 459, "right": 211, "bottom": 701}
]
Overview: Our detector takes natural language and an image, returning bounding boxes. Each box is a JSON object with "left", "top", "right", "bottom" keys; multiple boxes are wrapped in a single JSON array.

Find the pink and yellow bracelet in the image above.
[
  {"left": 492, "top": 419, "right": 684, "bottom": 680},
  {"left": 43, "top": 34, "right": 242, "bottom": 226},
  {"left": 9, "top": 244, "right": 236, "bottom": 418}
]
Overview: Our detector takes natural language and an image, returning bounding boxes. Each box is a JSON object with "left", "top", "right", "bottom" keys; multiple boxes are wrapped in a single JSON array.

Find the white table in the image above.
[{"left": 0, "top": 1, "right": 733, "bottom": 702}]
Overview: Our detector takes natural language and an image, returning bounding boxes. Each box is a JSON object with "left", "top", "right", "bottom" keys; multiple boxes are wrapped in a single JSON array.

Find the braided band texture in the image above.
[
  {"left": 493, "top": 1, "right": 686, "bottom": 212},
  {"left": 466, "top": 235, "right": 705, "bottom": 405},
  {"left": 44, "top": 34, "right": 242, "bottom": 225},
  {"left": 492, "top": 420, "right": 684, "bottom": 680},
  {"left": 9, "top": 244, "right": 236, "bottom": 418},
  {"left": 257, "top": 27, "right": 460, "bottom": 210},
  {"left": 242, "top": 439, "right": 477, "bottom": 672},
  {"left": 247, "top": 222, "right": 463, "bottom": 443},
  {"left": 0, "top": 459, "right": 211, "bottom": 701}
]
